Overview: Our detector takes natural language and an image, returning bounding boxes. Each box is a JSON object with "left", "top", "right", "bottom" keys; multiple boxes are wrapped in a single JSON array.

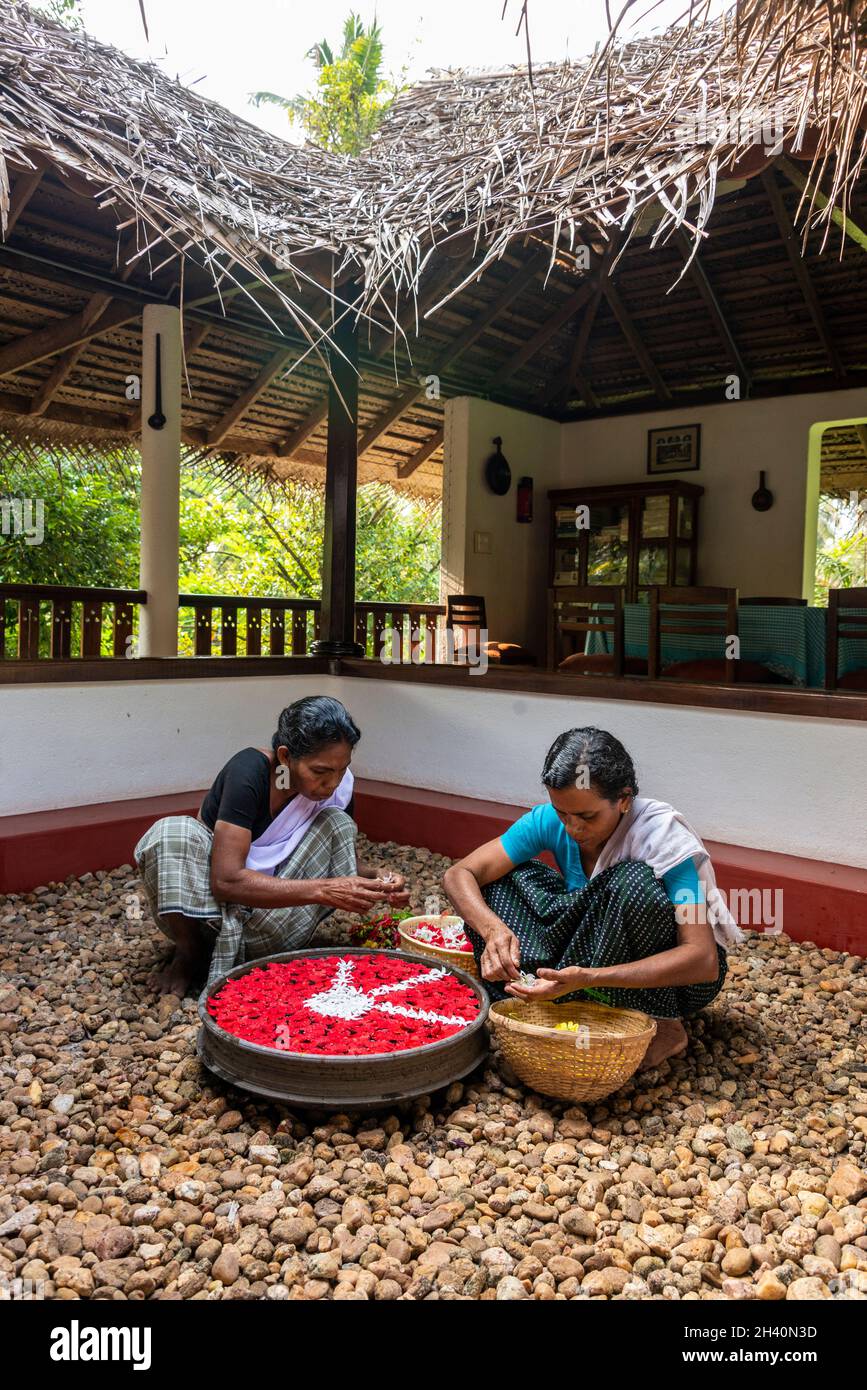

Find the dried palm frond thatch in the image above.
[
  {"left": 2, "top": 1, "right": 867, "bottom": 486},
  {"left": 3, "top": 0, "right": 867, "bottom": 327}
]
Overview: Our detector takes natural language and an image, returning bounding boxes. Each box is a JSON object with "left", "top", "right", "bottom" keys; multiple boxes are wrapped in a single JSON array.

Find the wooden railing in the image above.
[
  {"left": 355, "top": 602, "right": 444, "bottom": 663},
  {"left": 0, "top": 583, "right": 145, "bottom": 660},
  {"left": 178, "top": 594, "right": 321, "bottom": 657},
  {"left": 1, "top": 584, "right": 446, "bottom": 663}
]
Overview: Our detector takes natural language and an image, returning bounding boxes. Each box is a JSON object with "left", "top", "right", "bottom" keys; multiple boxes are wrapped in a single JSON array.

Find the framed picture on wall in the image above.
[{"left": 646, "top": 423, "right": 701, "bottom": 475}]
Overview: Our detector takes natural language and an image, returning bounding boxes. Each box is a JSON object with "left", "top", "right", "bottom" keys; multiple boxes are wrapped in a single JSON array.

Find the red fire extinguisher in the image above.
[{"left": 516, "top": 475, "right": 533, "bottom": 523}]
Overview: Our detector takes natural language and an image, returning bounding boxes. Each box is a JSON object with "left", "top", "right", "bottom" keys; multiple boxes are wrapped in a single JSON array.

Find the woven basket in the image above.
[
  {"left": 398, "top": 914, "right": 479, "bottom": 977},
  {"left": 489, "top": 998, "right": 656, "bottom": 1102}
]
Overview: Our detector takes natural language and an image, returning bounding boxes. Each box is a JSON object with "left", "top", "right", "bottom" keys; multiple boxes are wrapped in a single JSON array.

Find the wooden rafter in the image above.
[
  {"left": 0, "top": 299, "right": 141, "bottom": 379},
  {"left": 0, "top": 385, "right": 326, "bottom": 468},
  {"left": 5, "top": 166, "right": 44, "bottom": 235},
  {"left": 482, "top": 278, "right": 594, "bottom": 390},
  {"left": 205, "top": 347, "right": 293, "bottom": 446},
  {"left": 545, "top": 286, "right": 603, "bottom": 411},
  {"left": 677, "top": 228, "right": 751, "bottom": 393},
  {"left": 397, "top": 426, "right": 444, "bottom": 479},
  {"left": 357, "top": 250, "right": 549, "bottom": 458},
  {"left": 601, "top": 277, "right": 671, "bottom": 402},
  {"left": 856, "top": 423, "right": 867, "bottom": 461},
  {"left": 276, "top": 400, "right": 328, "bottom": 459},
  {"left": 777, "top": 157, "right": 867, "bottom": 255},
  {"left": 400, "top": 269, "right": 597, "bottom": 477},
  {"left": 28, "top": 232, "right": 141, "bottom": 417},
  {"left": 762, "top": 168, "right": 846, "bottom": 379}
]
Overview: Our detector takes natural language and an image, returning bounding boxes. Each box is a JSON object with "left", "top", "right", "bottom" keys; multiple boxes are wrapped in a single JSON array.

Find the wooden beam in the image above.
[
  {"left": 0, "top": 299, "right": 141, "bottom": 378},
  {"left": 777, "top": 156, "right": 867, "bottom": 255},
  {"left": 601, "top": 277, "right": 672, "bottom": 402},
  {"left": 276, "top": 399, "right": 329, "bottom": 458},
  {"left": 28, "top": 234, "right": 141, "bottom": 416},
  {"left": 205, "top": 347, "right": 293, "bottom": 446},
  {"left": 5, "top": 167, "right": 44, "bottom": 235},
  {"left": 357, "top": 250, "right": 549, "bottom": 457},
  {"left": 397, "top": 427, "right": 444, "bottom": 479},
  {"left": 483, "top": 279, "right": 594, "bottom": 389},
  {"left": 677, "top": 228, "right": 752, "bottom": 393},
  {"left": 855, "top": 423, "right": 867, "bottom": 461},
  {"left": 540, "top": 239, "right": 622, "bottom": 411},
  {"left": 762, "top": 168, "right": 846, "bottom": 379},
  {"left": 182, "top": 320, "right": 211, "bottom": 358},
  {"left": 544, "top": 285, "right": 603, "bottom": 410}
]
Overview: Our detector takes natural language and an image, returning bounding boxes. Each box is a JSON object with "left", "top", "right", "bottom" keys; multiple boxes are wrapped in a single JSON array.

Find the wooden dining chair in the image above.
[
  {"left": 646, "top": 584, "right": 782, "bottom": 685},
  {"left": 648, "top": 586, "right": 738, "bottom": 683},
  {"left": 548, "top": 586, "right": 646, "bottom": 676},
  {"left": 825, "top": 586, "right": 867, "bottom": 691},
  {"left": 740, "top": 596, "right": 807, "bottom": 606},
  {"left": 445, "top": 593, "right": 536, "bottom": 665}
]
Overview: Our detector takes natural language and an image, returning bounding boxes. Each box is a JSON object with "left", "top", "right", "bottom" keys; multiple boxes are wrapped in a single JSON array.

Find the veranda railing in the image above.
[{"left": 0, "top": 584, "right": 445, "bottom": 663}]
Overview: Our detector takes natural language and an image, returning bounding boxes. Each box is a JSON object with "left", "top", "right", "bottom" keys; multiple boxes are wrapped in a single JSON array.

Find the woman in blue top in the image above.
[{"left": 444, "top": 727, "right": 740, "bottom": 1071}]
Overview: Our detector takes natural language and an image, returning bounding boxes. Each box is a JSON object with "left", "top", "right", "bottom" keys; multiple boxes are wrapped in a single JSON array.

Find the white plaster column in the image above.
[{"left": 138, "top": 303, "right": 182, "bottom": 657}]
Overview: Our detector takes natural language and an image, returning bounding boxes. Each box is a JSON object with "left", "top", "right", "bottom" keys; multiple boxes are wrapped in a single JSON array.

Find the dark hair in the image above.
[
  {"left": 272, "top": 696, "right": 360, "bottom": 758},
  {"left": 541, "top": 726, "right": 638, "bottom": 802}
]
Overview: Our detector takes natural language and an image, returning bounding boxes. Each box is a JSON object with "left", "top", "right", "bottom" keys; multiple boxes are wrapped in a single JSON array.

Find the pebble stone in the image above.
[{"left": 0, "top": 843, "right": 865, "bottom": 1301}]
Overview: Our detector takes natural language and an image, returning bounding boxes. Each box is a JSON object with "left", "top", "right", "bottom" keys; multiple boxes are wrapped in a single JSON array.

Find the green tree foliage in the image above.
[
  {"left": 0, "top": 454, "right": 440, "bottom": 601},
  {"left": 251, "top": 13, "right": 399, "bottom": 154},
  {"left": 814, "top": 492, "right": 867, "bottom": 605}
]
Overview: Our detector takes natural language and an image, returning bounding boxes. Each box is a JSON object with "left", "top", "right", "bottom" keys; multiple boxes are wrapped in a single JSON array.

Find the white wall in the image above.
[
  {"left": 1, "top": 675, "right": 324, "bottom": 816},
  {"left": 5, "top": 674, "right": 867, "bottom": 870},
  {"left": 442, "top": 388, "right": 867, "bottom": 651},
  {"left": 442, "top": 397, "right": 561, "bottom": 657}
]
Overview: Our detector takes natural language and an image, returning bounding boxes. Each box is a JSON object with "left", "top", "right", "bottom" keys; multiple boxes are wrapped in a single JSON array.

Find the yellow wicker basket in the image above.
[
  {"left": 398, "top": 915, "right": 479, "bottom": 978},
  {"left": 489, "top": 998, "right": 656, "bottom": 1102}
]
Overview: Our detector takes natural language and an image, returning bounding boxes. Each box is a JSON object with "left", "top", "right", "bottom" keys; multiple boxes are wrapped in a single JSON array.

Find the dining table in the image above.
[{"left": 584, "top": 602, "right": 867, "bottom": 687}]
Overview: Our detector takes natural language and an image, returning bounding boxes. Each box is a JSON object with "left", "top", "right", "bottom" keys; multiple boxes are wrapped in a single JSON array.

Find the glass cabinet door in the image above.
[{"left": 585, "top": 502, "right": 630, "bottom": 585}]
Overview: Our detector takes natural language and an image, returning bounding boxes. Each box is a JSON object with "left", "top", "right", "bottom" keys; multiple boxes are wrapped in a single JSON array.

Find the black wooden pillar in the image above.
[{"left": 311, "top": 286, "right": 364, "bottom": 657}]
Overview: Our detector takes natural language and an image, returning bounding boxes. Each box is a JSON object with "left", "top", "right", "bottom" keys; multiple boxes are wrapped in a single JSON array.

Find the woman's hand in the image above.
[
  {"left": 505, "top": 964, "right": 595, "bottom": 1001},
  {"left": 480, "top": 926, "right": 521, "bottom": 982},
  {"left": 355, "top": 864, "right": 411, "bottom": 909},
  {"left": 379, "top": 870, "right": 411, "bottom": 909},
  {"left": 317, "top": 876, "right": 396, "bottom": 913}
]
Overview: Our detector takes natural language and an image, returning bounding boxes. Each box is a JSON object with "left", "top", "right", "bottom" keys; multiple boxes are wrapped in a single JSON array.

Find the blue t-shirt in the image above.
[{"left": 500, "top": 802, "right": 701, "bottom": 906}]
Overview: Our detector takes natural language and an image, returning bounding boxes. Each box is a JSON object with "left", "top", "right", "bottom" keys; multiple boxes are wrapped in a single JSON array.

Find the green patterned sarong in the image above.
[{"left": 466, "top": 858, "right": 726, "bottom": 1019}]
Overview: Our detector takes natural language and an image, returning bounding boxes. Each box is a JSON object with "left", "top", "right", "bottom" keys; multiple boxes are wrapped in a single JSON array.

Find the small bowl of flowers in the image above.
[{"left": 398, "top": 912, "right": 478, "bottom": 977}]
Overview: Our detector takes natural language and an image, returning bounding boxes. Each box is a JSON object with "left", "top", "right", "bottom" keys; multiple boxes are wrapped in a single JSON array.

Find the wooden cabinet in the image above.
[{"left": 548, "top": 480, "right": 702, "bottom": 603}]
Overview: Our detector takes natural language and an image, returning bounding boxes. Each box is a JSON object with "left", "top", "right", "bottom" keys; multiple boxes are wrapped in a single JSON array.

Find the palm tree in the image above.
[{"left": 251, "top": 13, "right": 395, "bottom": 155}]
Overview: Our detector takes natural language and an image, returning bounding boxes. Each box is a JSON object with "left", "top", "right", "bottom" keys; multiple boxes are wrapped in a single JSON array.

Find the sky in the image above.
[{"left": 67, "top": 0, "right": 730, "bottom": 143}]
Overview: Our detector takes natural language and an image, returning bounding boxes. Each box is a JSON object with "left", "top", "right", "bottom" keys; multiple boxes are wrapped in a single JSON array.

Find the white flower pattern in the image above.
[{"left": 303, "top": 956, "right": 469, "bottom": 1027}]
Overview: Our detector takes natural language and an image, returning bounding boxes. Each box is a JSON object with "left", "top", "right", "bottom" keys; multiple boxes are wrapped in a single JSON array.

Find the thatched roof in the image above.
[{"left": 1, "top": 0, "right": 867, "bottom": 495}]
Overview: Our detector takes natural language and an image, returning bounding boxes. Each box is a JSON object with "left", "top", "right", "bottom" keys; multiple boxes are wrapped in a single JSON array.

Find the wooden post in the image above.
[
  {"left": 311, "top": 287, "right": 364, "bottom": 657},
  {"left": 139, "top": 304, "right": 182, "bottom": 657}
]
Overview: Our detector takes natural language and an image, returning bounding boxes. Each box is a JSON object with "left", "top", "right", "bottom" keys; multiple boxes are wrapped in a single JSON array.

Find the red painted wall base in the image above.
[{"left": 2, "top": 779, "right": 865, "bottom": 955}]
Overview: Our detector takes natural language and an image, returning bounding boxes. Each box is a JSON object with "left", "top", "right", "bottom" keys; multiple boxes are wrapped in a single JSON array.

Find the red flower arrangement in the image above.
[
  {"left": 207, "top": 953, "right": 480, "bottom": 1056},
  {"left": 348, "top": 908, "right": 410, "bottom": 951}
]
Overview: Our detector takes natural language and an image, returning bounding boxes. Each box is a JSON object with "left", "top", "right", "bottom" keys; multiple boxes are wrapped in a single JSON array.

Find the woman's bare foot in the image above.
[
  {"left": 638, "top": 1017, "right": 688, "bottom": 1072},
  {"left": 150, "top": 948, "right": 205, "bottom": 997},
  {"left": 147, "top": 914, "right": 213, "bottom": 997}
]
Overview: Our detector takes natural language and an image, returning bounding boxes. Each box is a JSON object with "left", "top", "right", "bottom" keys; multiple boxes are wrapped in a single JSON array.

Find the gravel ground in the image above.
[{"left": 1, "top": 834, "right": 866, "bottom": 1302}]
